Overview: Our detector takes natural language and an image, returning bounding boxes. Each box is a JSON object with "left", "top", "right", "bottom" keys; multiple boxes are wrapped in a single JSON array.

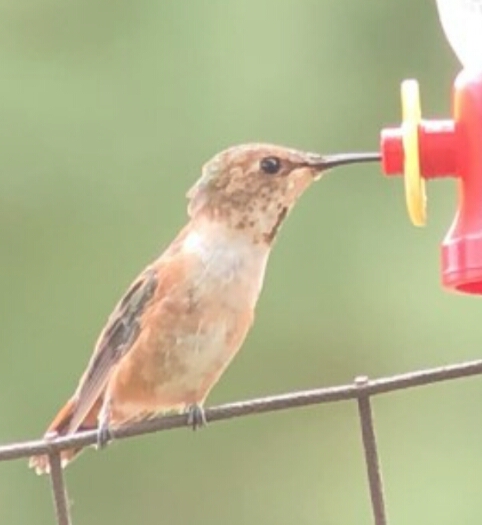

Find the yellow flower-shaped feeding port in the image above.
[{"left": 401, "top": 79, "right": 427, "bottom": 226}]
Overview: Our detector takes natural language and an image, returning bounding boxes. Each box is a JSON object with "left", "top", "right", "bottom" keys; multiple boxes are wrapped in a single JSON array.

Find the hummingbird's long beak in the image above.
[{"left": 306, "top": 152, "right": 381, "bottom": 171}]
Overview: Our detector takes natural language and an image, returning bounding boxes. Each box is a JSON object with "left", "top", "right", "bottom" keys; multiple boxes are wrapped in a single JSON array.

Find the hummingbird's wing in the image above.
[{"left": 67, "top": 266, "right": 159, "bottom": 433}]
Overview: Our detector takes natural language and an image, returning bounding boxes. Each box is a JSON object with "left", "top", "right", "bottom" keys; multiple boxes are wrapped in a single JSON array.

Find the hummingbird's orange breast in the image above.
[{"left": 104, "top": 222, "right": 270, "bottom": 423}]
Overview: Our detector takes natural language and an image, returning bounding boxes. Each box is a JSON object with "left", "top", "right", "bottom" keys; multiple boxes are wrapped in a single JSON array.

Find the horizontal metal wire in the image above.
[{"left": 5, "top": 357, "right": 482, "bottom": 525}]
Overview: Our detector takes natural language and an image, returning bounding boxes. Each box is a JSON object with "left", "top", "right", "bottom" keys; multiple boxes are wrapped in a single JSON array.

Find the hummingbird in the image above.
[{"left": 29, "top": 143, "right": 379, "bottom": 474}]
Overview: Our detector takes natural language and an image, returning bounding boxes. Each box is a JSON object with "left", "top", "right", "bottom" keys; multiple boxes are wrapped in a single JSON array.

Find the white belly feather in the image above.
[{"left": 155, "top": 223, "right": 270, "bottom": 397}]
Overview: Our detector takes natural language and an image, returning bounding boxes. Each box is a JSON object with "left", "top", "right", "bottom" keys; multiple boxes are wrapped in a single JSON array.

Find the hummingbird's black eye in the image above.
[{"left": 260, "top": 156, "right": 281, "bottom": 175}]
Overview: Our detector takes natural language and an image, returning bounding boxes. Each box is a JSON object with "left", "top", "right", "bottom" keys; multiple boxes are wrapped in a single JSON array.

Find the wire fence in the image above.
[{"left": 3, "top": 358, "right": 482, "bottom": 525}]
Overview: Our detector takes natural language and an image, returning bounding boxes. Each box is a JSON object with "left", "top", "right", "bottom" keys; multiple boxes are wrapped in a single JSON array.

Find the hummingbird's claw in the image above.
[
  {"left": 96, "top": 423, "right": 113, "bottom": 450},
  {"left": 97, "top": 402, "right": 113, "bottom": 449},
  {"left": 186, "top": 404, "right": 206, "bottom": 431}
]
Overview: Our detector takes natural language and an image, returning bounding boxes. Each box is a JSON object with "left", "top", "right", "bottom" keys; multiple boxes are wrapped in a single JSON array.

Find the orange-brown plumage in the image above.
[{"left": 29, "top": 143, "right": 378, "bottom": 474}]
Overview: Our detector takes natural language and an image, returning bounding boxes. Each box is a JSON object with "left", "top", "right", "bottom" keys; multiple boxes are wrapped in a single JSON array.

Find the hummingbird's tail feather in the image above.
[{"left": 29, "top": 397, "right": 102, "bottom": 475}]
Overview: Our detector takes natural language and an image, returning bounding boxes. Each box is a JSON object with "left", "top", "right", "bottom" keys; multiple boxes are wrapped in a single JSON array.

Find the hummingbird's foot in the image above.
[
  {"left": 96, "top": 422, "right": 113, "bottom": 450},
  {"left": 97, "top": 401, "right": 113, "bottom": 449},
  {"left": 186, "top": 404, "right": 207, "bottom": 431}
]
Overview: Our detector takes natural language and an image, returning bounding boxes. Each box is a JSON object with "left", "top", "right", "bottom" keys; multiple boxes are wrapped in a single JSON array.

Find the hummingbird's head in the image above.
[{"left": 187, "top": 143, "right": 379, "bottom": 244}]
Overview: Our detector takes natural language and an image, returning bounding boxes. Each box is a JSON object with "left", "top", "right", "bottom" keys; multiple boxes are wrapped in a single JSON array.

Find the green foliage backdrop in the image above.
[{"left": 0, "top": 1, "right": 479, "bottom": 524}]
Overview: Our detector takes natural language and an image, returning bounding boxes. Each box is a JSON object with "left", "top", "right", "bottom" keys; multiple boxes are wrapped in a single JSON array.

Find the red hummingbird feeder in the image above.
[{"left": 379, "top": 0, "right": 482, "bottom": 294}]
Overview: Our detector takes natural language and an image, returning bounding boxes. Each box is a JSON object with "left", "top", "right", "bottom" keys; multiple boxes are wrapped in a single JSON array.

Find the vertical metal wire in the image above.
[
  {"left": 356, "top": 376, "right": 388, "bottom": 525},
  {"left": 48, "top": 452, "right": 72, "bottom": 525}
]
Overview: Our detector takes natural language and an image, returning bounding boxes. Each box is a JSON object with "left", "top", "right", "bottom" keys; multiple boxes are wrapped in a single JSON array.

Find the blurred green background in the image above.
[{"left": 1, "top": 1, "right": 481, "bottom": 524}]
